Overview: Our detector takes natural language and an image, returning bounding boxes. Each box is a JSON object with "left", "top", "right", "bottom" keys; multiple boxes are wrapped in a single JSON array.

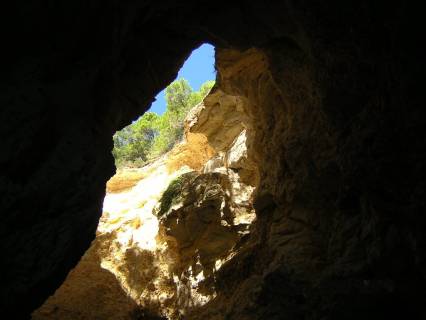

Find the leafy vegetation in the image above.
[
  {"left": 157, "top": 172, "right": 198, "bottom": 217},
  {"left": 112, "top": 78, "right": 215, "bottom": 168},
  {"left": 157, "top": 176, "right": 185, "bottom": 217}
]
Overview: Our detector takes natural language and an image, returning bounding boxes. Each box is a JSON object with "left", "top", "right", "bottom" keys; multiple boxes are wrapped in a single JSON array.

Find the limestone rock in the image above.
[
  {"left": 155, "top": 167, "right": 257, "bottom": 317},
  {"left": 158, "top": 172, "right": 240, "bottom": 273},
  {"left": 186, "top": 89, "right": 249, "bottom": 152},
  {"left": 33, "top": 121, "right": 258, "bottom": 319}
]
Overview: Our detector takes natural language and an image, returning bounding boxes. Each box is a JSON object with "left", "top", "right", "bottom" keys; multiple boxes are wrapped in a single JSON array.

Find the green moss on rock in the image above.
[{"left": 157, "top": 172, "right": 198, "bottom": 217}]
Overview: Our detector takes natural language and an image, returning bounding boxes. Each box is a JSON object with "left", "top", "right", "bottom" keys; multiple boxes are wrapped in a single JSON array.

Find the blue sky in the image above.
[{"left": 148, "top": 43, "right": 216, "bottom": 114}]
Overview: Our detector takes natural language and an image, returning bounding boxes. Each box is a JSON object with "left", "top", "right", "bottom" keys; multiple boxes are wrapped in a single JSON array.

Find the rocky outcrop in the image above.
[
  {"left": 2, "top": 1, "right": 425, "bottom": 319},
  {"left": 187, "top": 89, "right": 258, "bottom": 185},
  {"left": 34, "top": 104, "right": 257, "bottom": 318},
  {"left": 155, "top": 167, "right": 256, "bottom": 316}
]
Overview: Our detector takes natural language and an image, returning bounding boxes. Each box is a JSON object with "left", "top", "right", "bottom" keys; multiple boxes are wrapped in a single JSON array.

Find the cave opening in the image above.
[
  {"left": 110, "top": 43, "right": 217, "bottom": 170},
  {"left": 33, "top": 43, "right": 259, "bottom": 320}
]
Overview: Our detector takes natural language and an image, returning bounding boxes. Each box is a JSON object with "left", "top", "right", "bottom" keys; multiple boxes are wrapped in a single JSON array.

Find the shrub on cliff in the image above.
[{"left": 156, "top": 172, "right": 198, "bottom": 217}]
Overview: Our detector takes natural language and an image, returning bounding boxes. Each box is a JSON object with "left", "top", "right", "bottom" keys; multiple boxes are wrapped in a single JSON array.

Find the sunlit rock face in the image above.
[
  {"left": 188, "top": 88, "right": 259, "bottom": 186},
  {"left": 34, "top": 102, "right": 258, "bottom": 319},
  {"left": 32, "top": 154, "right": 192, "bottom": 319},
  {"left": 156, "top": 169, "right": 256, "bottom": 316},
  {"left": 2, "top": 1, "right": 425, "bottom": 319}
]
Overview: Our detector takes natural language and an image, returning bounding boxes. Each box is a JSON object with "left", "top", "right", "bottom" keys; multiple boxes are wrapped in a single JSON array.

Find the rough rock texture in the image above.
[
  {"left": 31, "top": 240, "right": 142, "bottom": 320},
  {"left": 158, "top": 167, "right": 255, "bottom": 261},
  {"left": 33, "top": 119, "right": 256, "bottom": 319},
  {"left": 187, "top": 45, "right": 426, "bottom": 319},
  {"left": 187, "top": 89, "right": 258, "bottom": 185},
  {"left": 155, "top": 166, "right": 256, "bottom": 318},
  {"left": 1, "top": 1, "right": 425, "bottom": 319}
]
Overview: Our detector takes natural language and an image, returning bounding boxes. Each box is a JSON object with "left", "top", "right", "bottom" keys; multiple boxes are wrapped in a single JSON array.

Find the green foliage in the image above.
[
  {"left": 112, "top": 111, "right": 159, "bottom": 167},
  {"left": 112, "top": 78, "right": 215, "bottom": 167},
  {"left": 199, "top": 80, "right": 215, "bottom": 97},
  {"left": 157, "top": 177, "right": 184, "bottom": 217},
  {"left": 157, "top": 172, "right": 198, "bottom": 217}
]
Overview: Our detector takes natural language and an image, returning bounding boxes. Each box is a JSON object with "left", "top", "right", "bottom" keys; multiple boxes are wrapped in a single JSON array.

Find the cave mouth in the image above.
[
  {"left": 102, "top": 41, "right": 218, "bottom": 257},
  {"left": 33, "top": 43, "right": 258, "bottom": 319}
]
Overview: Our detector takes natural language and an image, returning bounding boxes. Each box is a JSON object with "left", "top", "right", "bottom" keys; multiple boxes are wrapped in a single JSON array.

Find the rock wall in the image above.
[
  {"left": 34, "top": 96, "right": 258, "bottom": 319},
  {"left": 187, "top": 38, "right": 426, "bottom": 320},
  {"left": 1, "top": 1, "right": 425, "bottom": 318}
]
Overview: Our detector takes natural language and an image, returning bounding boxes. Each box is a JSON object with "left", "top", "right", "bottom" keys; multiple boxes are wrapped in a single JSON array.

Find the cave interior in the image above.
[{"left": 1, "top": 1, "right": 425, "bottom": 319}]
